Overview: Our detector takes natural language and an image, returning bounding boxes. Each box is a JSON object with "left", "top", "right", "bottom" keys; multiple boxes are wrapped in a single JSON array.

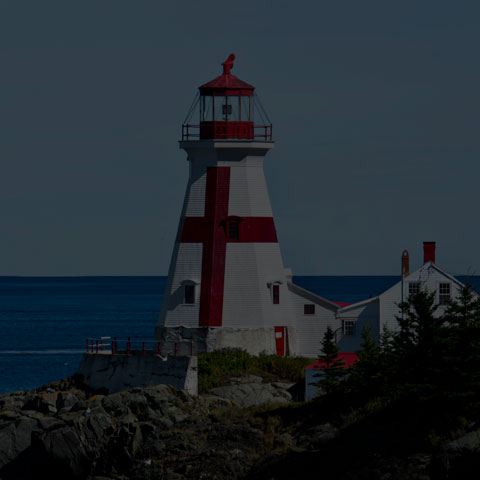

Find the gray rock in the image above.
[
  {"left": 130, "top": 423, "right": 144, "bottom": 457},
  {"left": 447, "top": 429, "right": 480, "bottom": 452},
  {"left": 200, "top": 395, "right": 237, "bottom": 410},
  {"left": 0, "top": 416, "right": 39, "bottom": 468},
  {"left": 271, "top": 382, "right": 295, "bottom": 390},
  {"left": 84, "top": 410, "right": 114, "bottom": 440},
  {"left": 274, "top": 433, "right": 294, "bottom": 449},
  {"left": 174, "top": 388, "right": 195, "bottom": 405},
  {"left": 296, "top": 423, "right": 338, "bottom": 449},
  {"left": 69, "top": 401, "right": 90, "bottom": 414},
  {"left": 56, "top": 391, "right": 79, "bottom": 412},
  {"left": 86, "top": 394, "right": 106, "bottom": 410},
  {"left": 431, "top": 428, "right": 480, "bottom": 478},
  {"left": 38, "top": 426, "right": 91, "bottom": 477},
  {"left": 143, "top": 384, "right": 177, "bottom": 408},
  {"left": 230, "top": 448, "right": 245, "bottom": 459},
  {"left": 37, "top": 416, "right": 65, "bottom": 431},
  {"left": 22, "top": 395, "right": 57, "bottom": 414},
  {"left": 0, "top": 423, "right": 18, "bottom": 467},
  {"left": 0, "top": 392, "right": 34, "bottom": 410},
  {"left": 138, "top": 421, "right": 156, "bottom": 438},
  {"left": 228, "top": 375, "right": 263, "bottom": 385},
  {"left": 102, "top": 392, "right": 131, "bottom": 417},
  {"left": 0, "top": 410, "right": 20, "bottom": 422},
  {"left": 209, "top": 382, "right": 292, "bottom": 407}
]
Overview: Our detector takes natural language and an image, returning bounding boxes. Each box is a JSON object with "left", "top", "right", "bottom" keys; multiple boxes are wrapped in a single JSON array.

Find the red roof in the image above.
[
  {"left": 199, "top": 73, "right": 255, "bottom": 96},
  {"left": 332, "top": 301, "right": 351, "bottom": 307},
  {"left": 199, "top": 54, "right": 255, "bottom": 96},
  {"left": 306, "top": 352, "right": 359, "bottom": 370}
]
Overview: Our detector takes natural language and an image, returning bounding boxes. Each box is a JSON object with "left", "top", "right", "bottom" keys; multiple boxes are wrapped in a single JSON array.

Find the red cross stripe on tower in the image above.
[{"left": 180, "top": 167, "right": 278, "bottom": 327}]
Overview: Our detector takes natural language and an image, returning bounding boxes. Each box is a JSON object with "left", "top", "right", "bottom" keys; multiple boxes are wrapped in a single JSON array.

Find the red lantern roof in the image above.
[{"left": 199, "top": 54, "right": 255, "bottom": 96}]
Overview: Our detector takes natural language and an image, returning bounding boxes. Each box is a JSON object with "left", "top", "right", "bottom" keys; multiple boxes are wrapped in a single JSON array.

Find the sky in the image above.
[{"left": 1, "top": 0, "right": 479, "bottom": 276}]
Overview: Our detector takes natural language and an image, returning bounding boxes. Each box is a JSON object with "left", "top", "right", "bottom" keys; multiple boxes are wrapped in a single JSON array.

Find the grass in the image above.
[{"left": 197, "top": 348, "right": 315, "bottom": 393}]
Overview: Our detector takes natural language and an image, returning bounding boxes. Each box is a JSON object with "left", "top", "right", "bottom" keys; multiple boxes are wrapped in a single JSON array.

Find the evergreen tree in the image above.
[
  {"left": 341, "top": 284, "right": 480, "bottom": 415},
  {"left": 387, "top": 289, "right": 446, "bottom": 398},
  {"left": 348, "top": 326, "right": 383, "bottom": 396},
  {"left": 442, "top": 283, "right": 480, "bottom": 405},
  {"left": 312, "top": 326, "right": 346, "bottom": 394}
]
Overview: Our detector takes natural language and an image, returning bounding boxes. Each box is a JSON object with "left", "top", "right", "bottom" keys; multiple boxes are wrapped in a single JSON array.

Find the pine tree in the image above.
[
  {"left": 442, "top": 283, "right": 480, "bottom": 405},
  {"left": 388, "top": 289, "right": 446, "bottom": 398},
  {"left": 312, "top": 326, "right": 346, "bottom": 394},
  {"left": 348, "top": 326, "right": 383, "bottom": 396}
]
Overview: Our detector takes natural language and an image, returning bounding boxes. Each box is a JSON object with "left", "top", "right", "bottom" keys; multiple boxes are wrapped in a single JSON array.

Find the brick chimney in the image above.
[{"left": 423, "top": 241, "right": 436, "bottom": 264}]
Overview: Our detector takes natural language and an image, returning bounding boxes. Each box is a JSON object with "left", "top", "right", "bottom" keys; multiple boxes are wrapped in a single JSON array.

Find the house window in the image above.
[
  {"left": 272, "top": 284, "right": 280, "bottom": 304},
  {"left": 228, "top": 221, "right": 239, "bottom": 240},
  {"left": 342, "top": 319, "right": 356, "bottom": 336},
  {"left": 184, "top": 284, "right": 195, "bottom": 304},
  {"left": 408, "top": 282, "right": 420, "bottom": 296},
  {"left": 304, "top": 304, "right": 315, "bottom": 315},
  {"left": 439, "top": 283, "right": 451, "bottom": 305}
]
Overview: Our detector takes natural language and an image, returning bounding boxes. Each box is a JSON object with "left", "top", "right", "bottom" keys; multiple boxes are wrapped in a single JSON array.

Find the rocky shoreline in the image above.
[{"left": 0, "top": 376, "right": 478, "bottom": 479}]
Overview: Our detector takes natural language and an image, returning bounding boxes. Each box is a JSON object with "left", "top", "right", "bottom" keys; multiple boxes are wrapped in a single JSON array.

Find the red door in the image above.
[{"left": 274, "top": 327, "right": 286, "bottom": 356}]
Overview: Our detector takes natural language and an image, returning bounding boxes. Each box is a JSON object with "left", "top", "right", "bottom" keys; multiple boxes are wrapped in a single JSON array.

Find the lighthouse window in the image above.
[
  {"left": 184, "top": 285, "right": 195, "bottom": 304},
  {"left": 272, "top": 284, "right": 280, "bottom": 304},
  {"left": 222, "top": 104, "right": 232, "bottom": 115},
  {"left": 228, "top": 221, "right": 239, "bottom": 240}
]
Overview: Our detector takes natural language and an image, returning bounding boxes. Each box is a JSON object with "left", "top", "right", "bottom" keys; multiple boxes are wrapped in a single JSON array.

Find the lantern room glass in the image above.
[{"left": 200, "top": 94, "right": 252, "bottom": 123}]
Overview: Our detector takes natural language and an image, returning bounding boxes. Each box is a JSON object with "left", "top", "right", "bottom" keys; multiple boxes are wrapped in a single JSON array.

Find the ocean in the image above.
[{"left": 1, "top": 275, "right": 478, "bottom": 394}]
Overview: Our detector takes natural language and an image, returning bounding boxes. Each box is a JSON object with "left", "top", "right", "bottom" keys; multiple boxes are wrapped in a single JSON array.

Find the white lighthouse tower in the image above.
[{"left": 156, "top": 55, "right": 339, "bottom": 357}]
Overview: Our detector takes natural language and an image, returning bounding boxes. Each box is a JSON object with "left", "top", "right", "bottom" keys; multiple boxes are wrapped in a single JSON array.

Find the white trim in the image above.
[
  {"left": 337, "top": 296, "right": 379, "bottom": 314},
  {"left": 287, "top": 281, "right": 339, "bottom": 310}
]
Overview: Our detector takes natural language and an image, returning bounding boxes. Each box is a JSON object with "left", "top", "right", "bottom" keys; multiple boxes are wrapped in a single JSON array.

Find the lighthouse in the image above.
[{"left": 156, "top": 55, "right": 340, "bottom": 357}]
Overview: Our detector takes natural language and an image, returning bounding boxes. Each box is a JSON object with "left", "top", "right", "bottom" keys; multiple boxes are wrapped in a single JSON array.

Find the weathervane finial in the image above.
[{"left": 222, "top": 53, "right": 235, "bottom": 75}]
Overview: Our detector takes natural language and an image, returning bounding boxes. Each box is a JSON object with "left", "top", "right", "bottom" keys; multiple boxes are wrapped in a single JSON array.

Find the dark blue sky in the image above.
[{"left": 1, "top": 1, "right": 479, "bottom": 275}]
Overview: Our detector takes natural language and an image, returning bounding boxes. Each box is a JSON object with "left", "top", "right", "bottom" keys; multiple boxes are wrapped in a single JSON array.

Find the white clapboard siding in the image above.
[
  {"left": 162, "top": 243, "right": 203, "bottom": 328},
  {"left": 286, "top": 282, "right": 339, "bottom": 357},
  {"left": 228, "top": 164, "right": 273, "bottom": 217},
  {"left": 184, "top": 171, "right": 206, "bottom": 217},
  {"left": 222, "top": 243, "right": 290, "bottom": 328},
  {"left": 337, "top": 299, "right": 380, "bottom": 351}
]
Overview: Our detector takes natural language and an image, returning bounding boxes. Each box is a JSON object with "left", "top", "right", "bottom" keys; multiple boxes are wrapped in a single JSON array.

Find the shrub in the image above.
[{"left": 197, "top": 348, "right": 314, "bottom": 393}]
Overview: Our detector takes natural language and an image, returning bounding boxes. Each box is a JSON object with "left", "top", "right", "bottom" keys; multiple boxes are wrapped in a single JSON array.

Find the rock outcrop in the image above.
[
  {"left": 0, "top": 377, "right": 276, "bottom": 479},
  {"left": 207, "top": 375, "right": 294, "bottom": 407},
  {"left": 1, "top": 376, "right": 479, "bottom": 479}
]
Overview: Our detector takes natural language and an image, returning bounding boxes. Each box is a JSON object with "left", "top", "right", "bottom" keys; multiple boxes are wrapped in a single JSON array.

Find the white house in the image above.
[{"left": 336, "top": 242, "right": 466, "bottom": 351}]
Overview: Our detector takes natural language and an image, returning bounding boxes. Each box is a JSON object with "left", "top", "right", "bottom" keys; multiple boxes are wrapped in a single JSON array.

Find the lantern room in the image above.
[{"left": 182, "top": 54, "right": 272, "bottom": 141}]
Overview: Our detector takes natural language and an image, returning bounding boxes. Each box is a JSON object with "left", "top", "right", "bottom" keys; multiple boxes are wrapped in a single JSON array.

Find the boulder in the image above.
[
  {"left": 0, "top": 415, "right": 40, "bottom": 469},
  {"left": 0, "top": 392, "right": 34, "bottom": 410},
  {"left": 431, "top": 428, "right": 480, "bottom": 479},
  {"left": 36, "top": 425, "right": 91, "bottom": 478},
  {"left": 22, "top": 395, "right": 57, "bottom": 415},
  {"left": 296, "top": 423, "right": 339, "bottom": 449},
  {"left": 209, "top": 381, "right": 293, "bottom": 407},
  {"left": 228, "top": 375, "right": 263, "bottom": 385},
  {"left": 56, "top": 392, "right": 80, "bottom": 412}
]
